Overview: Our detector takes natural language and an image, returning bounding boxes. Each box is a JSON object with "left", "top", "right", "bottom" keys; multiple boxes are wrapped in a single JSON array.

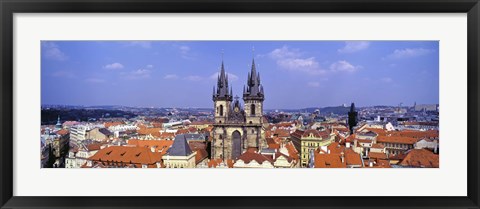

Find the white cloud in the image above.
[
  {"left": 164, "top": 74, "right": 179, "bottom": 80},
  {"left": 330, "top": 60, "right": 361, "bottom": 72},
  {"left": 184, "top": 75, "right": 203, "bottom": 81},
  {"left": 125, "top": 41, "right": 152, "bottom": 48},
  {"left": 307, "top": 82, "right": 320, "bottom": 87},
  {"left": 209, "top": 72, "right": 239, "bottom": 81},
  {"left": 269, "top": 46, "right": 302, "bottom": 59},
  {"left": 179, "top": 46, "right": 190, "bottom": 54},
  {"left": 121, "top": 69, "right": 151, "bottom": 80},
  {"left": 177, "top": 45, "right": 195, "bottom": 59},
  {"left": 338, "top": 41, "right": 370, "bottom": 53},
  {"left": 103, "top": 62, "right": 124, "bottom": 70},
  {"left": 268, "top": 46, "right": 326, "bottom": 75},
  {"left": 85, "top": 78, "right": 106, "bottom": 83},
  {"left": 387, "top": 48, "right": 434, "bottom": 59},
  {"left": 381, "top": 77, "right": 393, "bottom": 83},
  {"left": 146, "top": 64, "right": 154, "bottom": 69},
  {"left": 42, "top": 42, "right": 68, "bottom": 61}
]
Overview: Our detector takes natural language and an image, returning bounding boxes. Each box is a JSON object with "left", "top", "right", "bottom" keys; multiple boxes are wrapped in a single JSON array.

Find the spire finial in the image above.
[{"left": 252, "top": 46, "right": 255, "bottom": 58}]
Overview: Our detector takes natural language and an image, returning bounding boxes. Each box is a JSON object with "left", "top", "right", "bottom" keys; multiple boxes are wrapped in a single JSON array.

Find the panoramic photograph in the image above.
[{"left": 40, "top": 41, "right": 439, "bottom": 169}]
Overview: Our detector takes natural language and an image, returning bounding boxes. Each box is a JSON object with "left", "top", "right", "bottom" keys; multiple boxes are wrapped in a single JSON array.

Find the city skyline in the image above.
[{"left": 41, "top": 41, "right": 439, "bottom": 109}]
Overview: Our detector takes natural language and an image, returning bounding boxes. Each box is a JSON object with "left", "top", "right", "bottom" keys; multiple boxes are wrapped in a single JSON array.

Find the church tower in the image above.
[
  {"left": 211, "top": 55, "right": 266, "bottom": 161},
  {"left": 243, "top": 58, "right": 265, "bottom": 148},
  {"left": 212, "top": 60, "right": 233, "bottom": 124},
  {"left": 348, "top": 102, "right": 358, "bottom": 134}
]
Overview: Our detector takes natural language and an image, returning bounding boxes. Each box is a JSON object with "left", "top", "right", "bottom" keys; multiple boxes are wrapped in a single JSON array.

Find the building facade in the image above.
[
  {"left": 290, "top": 129, "right": 335, "bottom": 167},
  {"left": 211, "top": 58, "right": 267, "bottom": 160}
]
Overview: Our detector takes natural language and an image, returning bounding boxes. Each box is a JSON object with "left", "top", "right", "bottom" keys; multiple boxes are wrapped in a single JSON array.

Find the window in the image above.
[
  {"left": 219, "top": 105, "right": 224, "bottom": 116},
  {"left": 251, "top": 104, "right": 255, "bottom": 115}
]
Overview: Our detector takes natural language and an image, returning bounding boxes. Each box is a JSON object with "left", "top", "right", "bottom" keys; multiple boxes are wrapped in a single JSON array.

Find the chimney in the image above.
[
  {"left": 340, "top": 152, "right": 345, "bottom": 163},
  {"left": 369, "top": 161, "right": 373, "bottom": 167},
  {"left": 346, "top": 142, "right": 351, "bottom": 148},
  {"left": 150, "top": 146, "right": 156, "bottom": 152}
]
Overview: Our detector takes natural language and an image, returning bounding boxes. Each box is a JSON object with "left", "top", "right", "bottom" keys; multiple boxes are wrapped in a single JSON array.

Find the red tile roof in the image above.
[
  {"left": 56, "top": 129, "right": 69, "bottom": 136},
  {"left": 314, "top": 152, "right": 346, "bottom": 168},
  {"left": 377, "top": 136, "right": 418, "bottom": 145},
  {"left": 368, "top": 152, "right": 388, "bottom": 159},
  {"left": 238, "top": 150, "right": 274, "bottom": 164},
  {"left": 208, "top": 159, "right": 234, "bottom": 168},
  {"left": 291, "top": 129, "right": 330, "bottom": 139},
  {"left": 399, "top": 149, "right": 439, "bottom": 168},
  {"left": 344, "top": 149, "right": 362, "bottom": 166},
  {"left": 104, "top": 121, "right": 124, "bottom": 128},
  {"left": 285, "top": 142, "right": 299, "bottom": 160},
  {"left": 88, "top": 146, "right": 162, "bottom": 165},
  {"left": 86, "top": 143, "right": 106, "bottom": 151},
  {"left": 137, "top": 128, "right": 162, "bottom": 136},
  {"left": 126, "top": 139, "right": 173, "bottom": 155}
]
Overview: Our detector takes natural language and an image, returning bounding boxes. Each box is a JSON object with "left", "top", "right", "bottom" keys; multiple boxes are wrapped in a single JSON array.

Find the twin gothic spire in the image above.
[{"left": 213, "top": 54, "right": 264, "bottom": 102}]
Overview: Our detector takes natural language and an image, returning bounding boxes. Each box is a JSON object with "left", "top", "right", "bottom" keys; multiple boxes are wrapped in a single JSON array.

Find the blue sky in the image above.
[{"left": 41, "top": 41, "right": 439, "bottom": 109}]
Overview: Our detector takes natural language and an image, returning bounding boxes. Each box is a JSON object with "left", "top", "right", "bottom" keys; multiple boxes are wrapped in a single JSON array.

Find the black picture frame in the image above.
[{"left": 1, "top": 0, "right": 479, "bottom": 208}]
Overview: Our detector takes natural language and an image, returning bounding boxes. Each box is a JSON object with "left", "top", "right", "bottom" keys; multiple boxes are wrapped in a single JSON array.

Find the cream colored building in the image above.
[{"left": 162, "top": 134, "right": 197, "bottom": 168}]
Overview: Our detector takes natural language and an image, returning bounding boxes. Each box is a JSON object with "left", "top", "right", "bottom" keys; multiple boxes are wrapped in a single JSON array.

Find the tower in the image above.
[
  {"left": 211, "top": 54, "right": 267, "bottom": 161},
  {"left": 243, "top": 58, "right": 264, "bottom": 125},
  {"left": 243, "top": 58, "right": 265, "bottom": 148},
  {"left": 212, "top": 60, "right": 233, "bottom": 124},
  {"left": 55, "top": 115, "right": 62, "bottom": 130},
  {"left": 347, "top": 102, "right": 358, "bottom": 134}
]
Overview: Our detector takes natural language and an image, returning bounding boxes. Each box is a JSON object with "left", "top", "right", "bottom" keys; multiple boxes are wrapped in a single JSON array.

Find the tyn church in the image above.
[{"left": 211, "top": 57, "right": 267, "bottom": 160}]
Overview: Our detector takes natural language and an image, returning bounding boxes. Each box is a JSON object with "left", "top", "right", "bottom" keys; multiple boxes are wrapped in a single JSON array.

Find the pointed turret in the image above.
[
  {"left": 213, "top": 56, "right": 232, "bottom": 101},
  {"left": 243, "top": 58, "right": 264, "bottom": 101}
]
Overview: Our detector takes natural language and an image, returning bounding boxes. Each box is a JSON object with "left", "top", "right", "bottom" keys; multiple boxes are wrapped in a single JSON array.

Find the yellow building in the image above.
[{"left": 290, "top": 129, "right": 335, "bottom": 167}]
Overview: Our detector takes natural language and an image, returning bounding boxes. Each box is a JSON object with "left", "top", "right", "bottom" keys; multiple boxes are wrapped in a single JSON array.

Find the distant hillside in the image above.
[{"left": 296, "top": 106, "right": 351, "bottom": 115}]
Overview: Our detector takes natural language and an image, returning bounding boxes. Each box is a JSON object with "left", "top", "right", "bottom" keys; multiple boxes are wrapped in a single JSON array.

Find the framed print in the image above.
[{"left": 1, "top": 0, "right": 479, "bottom": 208}]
